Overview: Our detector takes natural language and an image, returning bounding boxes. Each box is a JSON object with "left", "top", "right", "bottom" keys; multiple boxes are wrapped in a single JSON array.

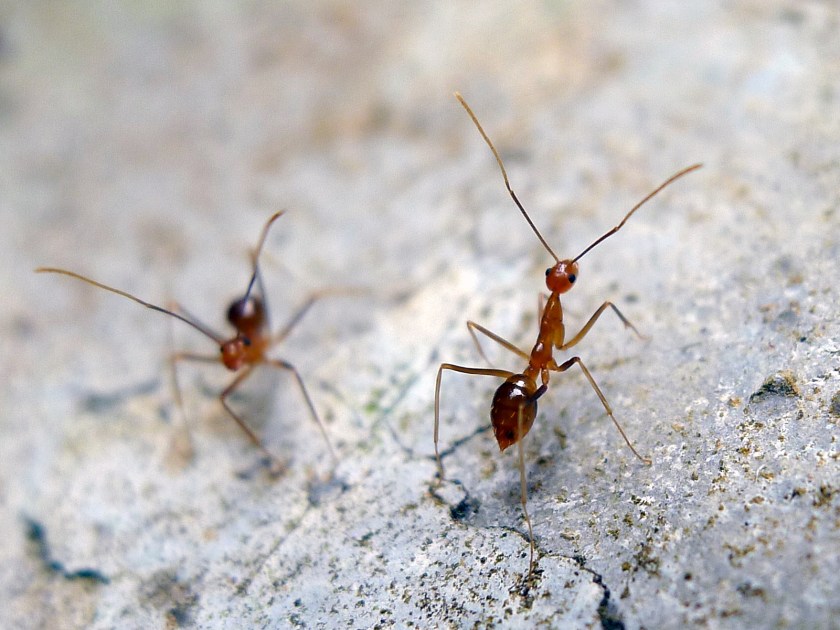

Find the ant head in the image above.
[
  {"left": 545, "top": 259, "right": 579, "bottom": 294},
  {"left": 220, "top": 335, "right": 251, "bottom": 371},
  {"left": 227, "top": 295, "right": 265, "bottom": 333}
]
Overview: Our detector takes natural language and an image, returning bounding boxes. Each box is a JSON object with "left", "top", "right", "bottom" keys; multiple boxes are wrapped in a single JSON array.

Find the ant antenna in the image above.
[
  {"left": 455, "top": 92, "right": 560, "bottom": 263},
  {"left": 242, "top": 210, "right": 285, "bottom": 302},
  {"left": 572, "top": 163, "right": 702, "bottom": 263},
  {"left": 34, "top": 267, "right": 225, "bottom": 344},
  {"left": 456, "top": 93, "right": 702, "bottom": 267}
]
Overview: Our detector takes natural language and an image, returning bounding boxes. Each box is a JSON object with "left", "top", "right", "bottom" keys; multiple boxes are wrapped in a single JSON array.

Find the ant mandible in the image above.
[
  {"left": 37, "top": 211, "right": 337, "bottom": 473},
  {"left": 435, "top": 92, "right": 701, "bottom": 578}
]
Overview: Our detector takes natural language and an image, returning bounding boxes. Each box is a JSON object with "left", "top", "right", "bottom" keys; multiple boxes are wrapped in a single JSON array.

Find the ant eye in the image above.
[
  {"left": 242, "top": 336, "right": 252, "bottom": 347},
  {"left": 568, "top": 274, "right": 576, "bottom": 283},
  {"left": 545, "top": 268, "right": 551, "bottom": 277}
]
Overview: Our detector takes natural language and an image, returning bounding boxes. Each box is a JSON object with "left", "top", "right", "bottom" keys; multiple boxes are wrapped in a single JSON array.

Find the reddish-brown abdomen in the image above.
[
  {"left": 491, "top": 374, "right": 538, "bottom": 451},
  {"left": 227, "top": 296, "right": 266, "bottom": 341}
]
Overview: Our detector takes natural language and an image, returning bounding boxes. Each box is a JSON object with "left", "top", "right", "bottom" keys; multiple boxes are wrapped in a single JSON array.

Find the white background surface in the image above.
[{"left": 2, "top": 2, "right": 838, "bottom": 627}]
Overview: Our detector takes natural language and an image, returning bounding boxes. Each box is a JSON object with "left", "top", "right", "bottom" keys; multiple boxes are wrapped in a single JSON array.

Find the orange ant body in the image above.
[
  {"left": 435, "top": 93, "right": 701, "bottom": 578},
  {"left": 37, "top": 211, "right": 336, "bottom": 472}
]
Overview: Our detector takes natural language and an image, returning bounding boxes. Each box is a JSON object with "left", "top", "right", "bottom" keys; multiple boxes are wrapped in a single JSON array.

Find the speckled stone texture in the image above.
[{"left": 2, "top": 2, "right": 838, "bottom": 628}]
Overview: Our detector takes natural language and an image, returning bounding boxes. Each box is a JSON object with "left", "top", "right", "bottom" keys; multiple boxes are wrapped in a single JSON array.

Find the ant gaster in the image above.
[
  {"left": 435, "top": 93, "right": 701, "bottom": 579},
  {"left": 37, "top": 211, "right": 336, "bottom": 473}
]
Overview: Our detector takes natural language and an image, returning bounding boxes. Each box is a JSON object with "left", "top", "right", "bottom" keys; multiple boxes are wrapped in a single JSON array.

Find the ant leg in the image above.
[
  {"left": 170, "top": 351, "right": 284, "bottom": 469},
  {"left": 560, "top": 301, "right": 647, "bottom": 352},
  {"left": 271, "top": 287, "right": 362, "bottom": 345},
  {"left": 516, "top": 403, "right": 536, "bottom": 580},
  {"left": 164, "top": 313, "right": 190, "bottom": 447},
  {"left": 272, "top": 294, "right": 322, "bottom": 344},
  {"left": 467, "top": 320, "right": 530, "bottom": 365},
  {"left": 434, "top": 363, "right": 515, "bottom": 482},
  {"left": 168, "top": 349, "right": 220, "bottom": 459},
  {"left": 553, "top": 356, "right": 652, "bottom": 465},
  {"left": 219, "top": 366, "right": 286, "bottom": 472},
  {"left": 164, "top": 296, "right": 224, "bottom": 443},
  {"left": 266, "top": 358, "right": 338, "bottom": 467}
]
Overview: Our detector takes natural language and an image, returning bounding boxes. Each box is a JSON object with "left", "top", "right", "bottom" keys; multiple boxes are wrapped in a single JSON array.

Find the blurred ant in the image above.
[
  {"left": 435, "top": 93, "right": 701, "bottom": 578},
  {"left": 37, "top": 211, "right": 336, "bottom": 473}
]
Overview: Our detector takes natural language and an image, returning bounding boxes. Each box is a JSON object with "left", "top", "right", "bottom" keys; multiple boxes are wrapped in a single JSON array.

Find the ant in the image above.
[
  {"left": 37, "top": 211, "right": 337, "bottom": 474},
  {"left": 435, "top": 92, "right": 701, "bottom": 579}
]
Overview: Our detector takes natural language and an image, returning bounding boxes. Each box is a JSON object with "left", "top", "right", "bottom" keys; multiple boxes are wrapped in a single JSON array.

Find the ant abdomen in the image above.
[
  {"left": 227, "top": 296, "right": 265, "bottom": 336},
  {"left": 491, "top": 374, "right": 539, "bottom": 451}
]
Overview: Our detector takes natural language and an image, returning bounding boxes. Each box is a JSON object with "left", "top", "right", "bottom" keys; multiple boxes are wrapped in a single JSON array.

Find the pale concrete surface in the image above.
[{"left": 2, "top": 2, "right": 838, "bottom": 628}]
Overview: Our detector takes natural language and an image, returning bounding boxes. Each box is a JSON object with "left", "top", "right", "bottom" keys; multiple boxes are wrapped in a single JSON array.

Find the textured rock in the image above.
[{"left": 2, "top": 2, "right": 838, "bottom": 628}]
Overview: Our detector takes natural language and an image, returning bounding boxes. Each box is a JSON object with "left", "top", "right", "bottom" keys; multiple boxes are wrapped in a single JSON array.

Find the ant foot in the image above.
[
  {"left": 164, "top": 429, "right": 194, "bottom": 472},
  {"left": 265, "top": 456, "right": 288, "bottom": 477}
]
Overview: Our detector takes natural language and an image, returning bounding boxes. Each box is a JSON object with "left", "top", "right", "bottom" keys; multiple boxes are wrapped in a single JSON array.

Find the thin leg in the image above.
[
  {"left": 167, "top": 323, "right": 189, "bottom": 430},
  {"left": 266, "top": 358, "right": 338, "bottom": 466},
  {"left": 273, "top": 294, "right": 322, "bottom": 344},
  {"left": 220, "top": 365, "right": 285, "bottom": 471},
  {"left": 434, "top": 363, "right": 515, "bottom": 481},
  {"left": 272, "top": 287, "right": 363, "bottom": 345},
  {"left": 467, "top": 320, "right": 530, "bottom": 365},
  {"left": 516, "top": 403, "right": 536, "bottom": 580},
  {"left": 560, "top": 301, "right": 647, "bottom": 352},
  {"left": 552, "top": 356, "right": 651, "bottom": 464},
  {"left": 169, "top": 349, "right": 224, "bottom": 456}
]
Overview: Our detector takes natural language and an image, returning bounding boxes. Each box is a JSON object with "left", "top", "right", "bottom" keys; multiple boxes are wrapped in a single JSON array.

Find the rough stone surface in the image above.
[{"left": 2, "top": 2, "right": 838, "bottom": 628}]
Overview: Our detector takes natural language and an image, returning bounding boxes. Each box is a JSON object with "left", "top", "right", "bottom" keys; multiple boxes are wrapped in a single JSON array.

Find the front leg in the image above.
[
  {"left": 551, "top": 356, "right": 651, "bottom": 464},
  {"left": 560, "top": 301, "right": 647, "bottom": 351},
  {"left": 265, "top": 358, "right": 338, "bottom": 467},
  {"left": 167, "top": 349, "right": 223, "bottom": 463}
]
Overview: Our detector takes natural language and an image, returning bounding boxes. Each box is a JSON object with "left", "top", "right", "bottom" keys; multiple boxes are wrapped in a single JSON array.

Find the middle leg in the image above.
[
  {"left": 266, "top": 358, "right": 338, "bottom": 466},
  {"left": 552, "top": 356, "right": 651, "bottom": 464},
  {"left": 467, "top": 320, "right": 530, "bottom": 366},
  {"left": 219, "top": 365, "right": 286, "bottom": 472},
  {"left": 560, "top": 301, "right": 647, "bottom": 352}
]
